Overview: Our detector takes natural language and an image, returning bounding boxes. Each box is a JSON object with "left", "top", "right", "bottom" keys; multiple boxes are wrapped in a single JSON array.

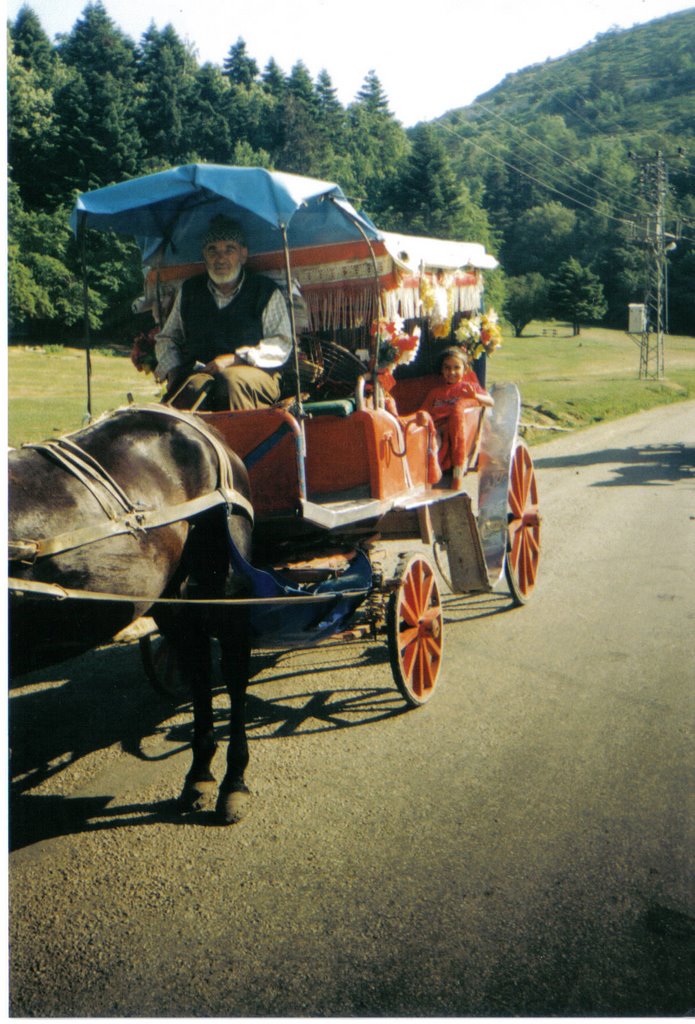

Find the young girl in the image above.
[{"left": 422, "top": 346, "right": 494, "bottom": 489}]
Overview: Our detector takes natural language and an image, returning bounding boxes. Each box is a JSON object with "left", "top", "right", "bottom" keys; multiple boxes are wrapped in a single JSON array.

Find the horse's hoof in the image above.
[
  {"left": 216, "top": 784, "right": 251, "bottom": 824},
  {"left": 178, "top": 777, "right": 217, "bottom": 813}
]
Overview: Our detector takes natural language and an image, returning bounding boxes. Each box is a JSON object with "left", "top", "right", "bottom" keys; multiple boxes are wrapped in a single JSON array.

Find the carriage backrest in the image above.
[{"left": 390, "top": 374, "right": 441, "bottom": 416}]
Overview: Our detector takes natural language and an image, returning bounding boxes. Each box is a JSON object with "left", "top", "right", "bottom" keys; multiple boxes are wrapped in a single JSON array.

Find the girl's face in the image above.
[{"left": 441, "top": 355, "right": 466, "bottom": 385}]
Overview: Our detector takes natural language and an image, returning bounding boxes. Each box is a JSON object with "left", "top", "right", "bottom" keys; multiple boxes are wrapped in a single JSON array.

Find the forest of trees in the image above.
[
  {"left": 436, "top": 8, "right": 695, "bottom": 335},
  {"left": 7, "top": 2, "right": 695, "bottom": 342}
]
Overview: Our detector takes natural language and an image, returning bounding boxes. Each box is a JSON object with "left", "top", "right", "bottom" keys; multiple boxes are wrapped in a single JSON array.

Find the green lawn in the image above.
[
  {"left": 486, "top": 323, "right": 695, "bottom": 444},
  {"left": 7, "top": 344, "right": 162, "bottom": 448},
  {"left": 7, "top": 324, "right": 695, "bottom": 448}
]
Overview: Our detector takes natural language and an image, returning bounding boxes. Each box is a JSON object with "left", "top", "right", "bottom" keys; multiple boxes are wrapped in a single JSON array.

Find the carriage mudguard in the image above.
[{"left": 476, "top": 381, "right": 522, "bottom": 585}]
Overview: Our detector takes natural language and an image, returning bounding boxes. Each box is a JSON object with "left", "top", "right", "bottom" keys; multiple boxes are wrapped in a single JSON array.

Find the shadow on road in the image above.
[
  {"left": 8, "top": 635, "right": 407, "bottom": 852},
  {"left": 534, "top": 442, "right": 694, "bottom": 487},
  {"left": 9, "top": 792, "right": 194, "bottom": 851},
  {"left": 442, "top": 591, "right": 513, "bottom": 624}
]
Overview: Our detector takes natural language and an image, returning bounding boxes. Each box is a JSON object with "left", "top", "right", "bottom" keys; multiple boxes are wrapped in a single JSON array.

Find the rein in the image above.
[
  {"left": 8, "top": 576, "right": 368, "bottom": 607},
  {"left": 10, "top": 405, "right": 254, "bottom": 564}
]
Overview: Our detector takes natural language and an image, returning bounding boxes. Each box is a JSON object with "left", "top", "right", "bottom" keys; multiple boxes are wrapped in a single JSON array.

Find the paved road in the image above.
[{"left": 9, "top": 400, "right": 695, "bottom": 1016}]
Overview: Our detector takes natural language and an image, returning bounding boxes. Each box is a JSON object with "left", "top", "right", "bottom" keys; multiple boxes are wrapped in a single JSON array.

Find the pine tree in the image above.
[
  {"left": 274, "top": 61, "right": 324, "bottom": 174},
  {"left": 315, "top": 69, "right": 346, "bottom": 141},
  {"left": 55, "top": 2, "right": 143, "bottom": 190},
  {"left": 58, "top": 2, "right": 137, "bottom": 83},
  {"left": 261, "top": 58, "right": 286, "bottom": 99},
  {"left": 136, "top": 23, "right": 197, "bottom": 163},
  {"left": 286, "top": 60, "right": 317, "bottom": 107},
  {"left": 10, "top": 5, "right": 55, "bottom": 84},
  {"left": 355, "top": 69, "right": 391, "bottom": 116},
  {"left": 223, "top": 37, "right": 258, "bottom": 87},
  {"left": 188, "top": 63, "right": 233, "bottom": 163},
  {"left": 348, "top": 72, "right": 408, "bottom": 215},
  {"left": 380, "top": 123, "right": 491, "bottom": 243},
  {"left": 257, "top": 59, "right": 287, "bottom": 159}
]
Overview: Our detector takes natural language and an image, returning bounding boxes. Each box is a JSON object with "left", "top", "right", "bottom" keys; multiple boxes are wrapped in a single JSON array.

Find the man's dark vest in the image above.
[{"left": 180, "top": 271, "right": 279, "bottom": 364}]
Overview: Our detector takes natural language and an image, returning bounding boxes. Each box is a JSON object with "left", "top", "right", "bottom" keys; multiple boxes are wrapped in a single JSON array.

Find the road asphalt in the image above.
[{"left": 8, "top": 399, "right": 695, "bottom": 1017}]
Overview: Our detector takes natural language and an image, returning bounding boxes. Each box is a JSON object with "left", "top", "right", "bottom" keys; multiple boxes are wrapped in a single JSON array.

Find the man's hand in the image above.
[{"left": 203, "top": 354, "right": 238, "bottom": 374}]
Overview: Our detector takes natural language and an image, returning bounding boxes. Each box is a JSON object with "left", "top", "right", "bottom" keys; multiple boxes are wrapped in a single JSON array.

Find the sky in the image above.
[{"left": 6, "top": 0, "right": 695, "bottom": 125}]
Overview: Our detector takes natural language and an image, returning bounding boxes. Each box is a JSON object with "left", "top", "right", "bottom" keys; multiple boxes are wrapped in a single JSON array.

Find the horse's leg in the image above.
[
  {"left": 174, "top": 624, "right": 219, "bottom": 812},
  {"left": 216, "top": 620, "right": 252, "bottom": 824}
]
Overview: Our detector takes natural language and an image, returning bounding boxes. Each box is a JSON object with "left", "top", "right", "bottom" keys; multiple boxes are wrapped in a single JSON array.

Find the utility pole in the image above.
[{"left": 628, "top": 150, "right": 681, "bottom": 380}]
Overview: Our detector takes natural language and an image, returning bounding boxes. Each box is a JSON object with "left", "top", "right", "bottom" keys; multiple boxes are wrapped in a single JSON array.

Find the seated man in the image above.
[{"left": 154, "top": 214, "right": 292, "bottom": 410}]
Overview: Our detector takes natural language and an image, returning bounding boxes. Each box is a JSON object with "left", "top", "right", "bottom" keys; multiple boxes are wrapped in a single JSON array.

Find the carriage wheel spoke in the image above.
[
  {"left": 506, "top": 444, "right": 541, "bottom": 604},
  {"left": 399, "top": 585, "right": 420, "bottom": 623},
  {"left": 398, "top": 623, "right": 420, "bottom": 653},
  {"left": 388, "top": 555, "right": 443, "bottom": 706}
]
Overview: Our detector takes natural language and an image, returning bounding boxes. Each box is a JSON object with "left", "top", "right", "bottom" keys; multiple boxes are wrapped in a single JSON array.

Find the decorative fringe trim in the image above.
[
  {"left": 384, "top": 282, "right": 483, "bottom": 321},
  {"left": 302, "top": 285, "right": 381, "bottom": 331},
  {"left": 141, "top": 260, "right": 484, "bottom": 333}
]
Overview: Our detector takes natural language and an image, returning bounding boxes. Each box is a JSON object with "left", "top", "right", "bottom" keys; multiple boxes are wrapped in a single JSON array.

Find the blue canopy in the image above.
[{"left": 70, "top": 163, "right": 381, "bottom": 266}]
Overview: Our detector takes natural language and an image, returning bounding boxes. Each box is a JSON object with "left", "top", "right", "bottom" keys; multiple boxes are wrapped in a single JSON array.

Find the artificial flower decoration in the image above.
[
  {"left": 371, "top": 315, "right": 422, "bottom": 370},
  {"left": 454, "top": 308, "right": 502, "bottom": 360},
  {"left": 130, "top": 328, "right": 158, "bottom": 373},
  {"left": 420, "top": 274, "right": 453, "bottom": 338}
]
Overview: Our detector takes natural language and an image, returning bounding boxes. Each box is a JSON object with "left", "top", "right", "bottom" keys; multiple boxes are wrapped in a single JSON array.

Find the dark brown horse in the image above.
[{"left": 9, "top": 405, "right": 255, "bottom": 823}]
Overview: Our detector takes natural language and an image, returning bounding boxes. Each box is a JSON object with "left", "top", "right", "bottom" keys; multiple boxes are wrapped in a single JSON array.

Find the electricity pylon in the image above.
[{"left": 629, "top": 150, "right": 681, "bottom": 380}]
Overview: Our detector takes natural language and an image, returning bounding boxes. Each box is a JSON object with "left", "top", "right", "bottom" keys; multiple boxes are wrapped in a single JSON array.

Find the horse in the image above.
[{"left": 8, "top": 404, "right": 256, "bottom": 824}]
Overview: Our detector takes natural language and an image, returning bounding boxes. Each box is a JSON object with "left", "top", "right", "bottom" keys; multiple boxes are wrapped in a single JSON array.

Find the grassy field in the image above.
[
  {"left": 6, "top": 324, "right": 695, "bottom": 448},
  {"left": 7, "top": 343, "right": 162, "bottom": 448},
  {"left": 487, "top": 323, "right": 695, "bottom": 444}
]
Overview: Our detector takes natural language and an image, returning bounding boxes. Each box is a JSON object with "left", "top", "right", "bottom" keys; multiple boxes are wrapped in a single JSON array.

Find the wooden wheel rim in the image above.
[
  {"left": 507, "top": 443, "right": 541, "bottom": 600},
  {"left": 389, "top": 555, "right": 443, "bottom": 705}
]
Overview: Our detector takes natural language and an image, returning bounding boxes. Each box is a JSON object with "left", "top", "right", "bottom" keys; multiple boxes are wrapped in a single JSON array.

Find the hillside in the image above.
[
  {"left": 431, "top": 9, "right": 695, "bottom": 335},
  {"left": 455, "top": 9, "right": 695, "bottom": 142}
]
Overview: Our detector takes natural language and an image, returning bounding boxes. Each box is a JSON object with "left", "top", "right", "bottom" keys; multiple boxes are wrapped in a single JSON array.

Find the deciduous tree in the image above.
[
  {"left": 503, "top": 273, "right": 550, "bottom": 336},
  {"left": 549, "top": 257, "right": 607, "bottom": 335}
]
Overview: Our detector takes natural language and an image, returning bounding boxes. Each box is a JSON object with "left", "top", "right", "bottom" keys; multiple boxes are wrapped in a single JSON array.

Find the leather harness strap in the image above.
[
  {"left": 10, "top": 405, "right": 254, "bottom": 564},
  {"left": 10, "top": 490, "right": 248, "bottom": 563},
  {"left": 8, "top": 576, "right": 367, "bottom": 606},
  {"left": 24, "top": 436, "right": 135, "bottom": 520}
]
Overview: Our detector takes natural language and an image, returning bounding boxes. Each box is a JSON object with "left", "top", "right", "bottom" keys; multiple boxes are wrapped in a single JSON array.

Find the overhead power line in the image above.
[
  {"left": 469, "top": 99, "right": 639, "bottom": 217},
  {"left": 438, "top": 118, "right": 639, "bottom": 231}
]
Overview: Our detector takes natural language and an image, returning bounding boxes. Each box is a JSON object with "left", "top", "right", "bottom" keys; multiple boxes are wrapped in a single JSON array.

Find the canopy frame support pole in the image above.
[
  {"left": 279, "top": 222, "right": 307, "bottom": 500},
  {"left": 77, "top": 213, "right": 93, "bottom": 423},
  {"left": 329, "top": 197, "right": 383, "bottom": 406}
]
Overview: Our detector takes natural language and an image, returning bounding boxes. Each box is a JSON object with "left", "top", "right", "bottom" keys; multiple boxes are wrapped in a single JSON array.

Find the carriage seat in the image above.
[{"left": 389, "top": 375, "right": 442, "bottom": 417}]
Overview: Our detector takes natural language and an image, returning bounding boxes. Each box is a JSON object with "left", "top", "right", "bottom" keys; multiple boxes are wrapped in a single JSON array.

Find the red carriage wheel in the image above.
[
  {"left": 140, "top": 632, "right": 190, "bottom": 702},
  {"left": 387, "top": 553, "right": 444, "bottom": 706},
  {"left": 505, "top": 441, "right": 541, "bottom": 606}
]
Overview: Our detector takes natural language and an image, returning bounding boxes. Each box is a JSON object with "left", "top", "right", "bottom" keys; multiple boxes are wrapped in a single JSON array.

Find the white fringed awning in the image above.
[{"left": 380, "top": 231, "right": 499, "bottom": 272}]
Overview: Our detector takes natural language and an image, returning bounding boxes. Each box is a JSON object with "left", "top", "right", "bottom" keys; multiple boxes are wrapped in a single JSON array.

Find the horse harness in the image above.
[{"left": 9, "top": 405, "right": 254, "bottom": 565}]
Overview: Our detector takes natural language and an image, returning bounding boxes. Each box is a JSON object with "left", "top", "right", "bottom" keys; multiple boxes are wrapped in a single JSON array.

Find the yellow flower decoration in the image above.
[{"left": 455, "top": 308, "right": 502, "bottom": 359}]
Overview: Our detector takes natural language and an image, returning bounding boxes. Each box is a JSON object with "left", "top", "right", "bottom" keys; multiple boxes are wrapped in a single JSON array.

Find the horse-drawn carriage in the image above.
[{"left": 9, "top": 165, "right": 541, "bottom": 821}]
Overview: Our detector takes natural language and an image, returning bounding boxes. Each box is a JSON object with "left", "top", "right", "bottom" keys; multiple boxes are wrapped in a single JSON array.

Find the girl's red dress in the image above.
[{"left": 421, "top": 371, "right": 487, "bottom": 471}]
